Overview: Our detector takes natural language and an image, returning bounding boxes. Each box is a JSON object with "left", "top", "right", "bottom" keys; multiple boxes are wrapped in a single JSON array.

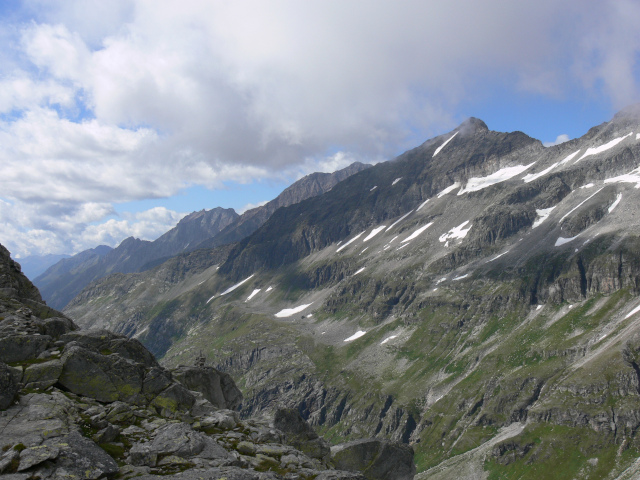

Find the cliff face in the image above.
[{"left": 65, "top": 107, "right": 640, "bottom": 478}]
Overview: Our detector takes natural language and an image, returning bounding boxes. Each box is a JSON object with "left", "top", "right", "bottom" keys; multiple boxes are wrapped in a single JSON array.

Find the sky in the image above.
[{"left": 1, "top": 0, "right": 640, "bottom": 258}]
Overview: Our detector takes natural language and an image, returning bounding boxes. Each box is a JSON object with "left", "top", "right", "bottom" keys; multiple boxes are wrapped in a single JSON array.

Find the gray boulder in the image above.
[
  {"left": 22, "top": 359, "right": 62, "bottom": 390},
  {"left": 61, "top": 329, "right": 158, "bottom": 368},
  {"left": 0, "top": 361, "right": 18, "bottom": 409},
  {"left": 130, "top": 423, "right": 230, "bottom": 466},
  {"left": 331, "top": 438, "right": 416, "bottom": 480},
  {"left": 172, "top": 365, "right": 243, "bottom": 410},
  {"left": 58, "top": 345, "right": 146, "bottom": 404},
  {"left": 0, "top": 334, "right": 51, "bottom": 363}
]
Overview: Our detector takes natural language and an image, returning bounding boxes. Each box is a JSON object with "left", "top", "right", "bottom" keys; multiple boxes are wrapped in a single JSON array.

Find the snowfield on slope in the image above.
[
  {"left": 458, "top": 163, "right": 535, "bottom": 194},
  {"left": 275, "top": 303, "right": 313, "bottom": 318},
  {"left": 576, "top": 133, "right": 633, "bottom": 162},
  {"left": 433, "top": 132, "right": 458, "bottom": 157},
  {"left": 336, "top": 231, "right": 365, "bottom": 252},
  {"left": 344, "top": 330, "right": 366, "bottom": 342},
  {"left": 439, "top": 221, "right": 472, "bottom": 244}
]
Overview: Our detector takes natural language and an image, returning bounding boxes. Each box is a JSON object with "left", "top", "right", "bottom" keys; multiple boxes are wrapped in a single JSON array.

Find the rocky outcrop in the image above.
[
  {"left": 172, "top": 365, "right": 243, "bottom": 411},
  {"left": 331, "top": 439, "right": 416, "bottom": 480}
]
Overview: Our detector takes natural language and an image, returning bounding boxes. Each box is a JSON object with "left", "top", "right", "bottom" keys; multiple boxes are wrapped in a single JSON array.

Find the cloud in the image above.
[
  {"left": 0, "top": 200, "right": 186, "bottom": 258},
  {"left": 1, "top": 1, "right": 640, "bottom": 256},
  {"left": 543, "top": 134, "right": 571, "bottom": 147}
]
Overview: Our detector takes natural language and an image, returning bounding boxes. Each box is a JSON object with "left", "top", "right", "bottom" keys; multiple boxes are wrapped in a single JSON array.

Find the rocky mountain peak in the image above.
[{"left": 456, "top": 116, "right": 489, "bottom": 135}]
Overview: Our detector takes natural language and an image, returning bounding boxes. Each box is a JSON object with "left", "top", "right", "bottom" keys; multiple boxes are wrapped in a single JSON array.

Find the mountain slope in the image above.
[
  {"left": 195, "top": 161, "right": 372, "bottom": 249},
  {"left": 66, "top": 106, "right": 640, "bottom": 479},
  {"left": 16, "top": 253, "right": 71, "bottom": 280}
]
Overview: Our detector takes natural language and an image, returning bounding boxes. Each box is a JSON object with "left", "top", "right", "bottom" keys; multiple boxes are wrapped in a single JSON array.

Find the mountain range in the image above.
[
  {"left": 21, "top": 105, "right": 640, "bottom": 478},
  {"left": 34, "top": 162, "right": 370, "bottom": 310}
]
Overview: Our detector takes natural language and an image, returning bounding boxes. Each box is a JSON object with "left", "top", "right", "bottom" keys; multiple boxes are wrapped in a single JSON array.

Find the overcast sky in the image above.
[{"left": 1, "top": 0, "right": 640, "bottom": 258}]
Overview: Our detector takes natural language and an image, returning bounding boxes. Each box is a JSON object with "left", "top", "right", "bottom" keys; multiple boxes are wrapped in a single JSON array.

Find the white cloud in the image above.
[{"left": 543, "top": 134, "right": 571, "bottom": 147}]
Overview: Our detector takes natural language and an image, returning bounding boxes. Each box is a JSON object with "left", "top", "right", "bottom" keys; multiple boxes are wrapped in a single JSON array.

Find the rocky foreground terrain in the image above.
[{"left": 0, "top": 243, "right": 415, "bottom": 479}]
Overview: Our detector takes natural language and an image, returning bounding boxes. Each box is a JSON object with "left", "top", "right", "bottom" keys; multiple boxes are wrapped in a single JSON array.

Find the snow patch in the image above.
[
  {"left": 433, "top": 132, "right": 459, "bottom": 157},
  {"left": 604, "top": 167, "right": 640, "bottom": 188},
  {"left": 359, "top": 247, "right": 368, "bottom": 255},
  {"left": 452, "top": 274, "right": 469, "bottom": 281},
  {"left": 523, "top": 163, "right": 560, "bottom": 183},
  {"left": 437, "top": 182, "right": 460, "bottom": 198},
  {"left": 439, "top": 221, "right": 472, "bottom": 243},
  {"left": 364, "top": 226, "right": 387, "bottom": 242},
  {"left": 576, "top": 133, "right": 632, "bottom": 162},
  {"left": 353, "top": 267, "right": 365, "bottom": 276},
  {"left": 392, "top": 177, "right": 402, "bottom": 186},
  {"left": 580, "top": 183, "right": 595, "bottom": 189},
  {"left": 559, "top": 187, "right": 604, "bottom": 223},
  {"left": 245, "top": 289, "right": 261, "bottom": 302},
  {"left": 220, "top": 275, "right": 255, "bottom": 296},
  {"left": 536, "top": 305, "right": 543, "bottom": 311},
  {"left": 416, "top": 199, "right": 430, "bottom": 211},
  {"left": 344, "top": 330, "right": 366, "bottom": 342},
  {"left": 488, "top": 250, "right": 510, "bottom": 262},
  {"left": 608, "top": 193, "right": 622, "bottom": 213},
  {"left": 380, "top": 335, "right": 398, "bottom": 345},
  {"left": 386, "top": 211, "right": 413, "bottom": 232},
  {"left": 532, "top": 207, "right": 556, "bottom": 228},
  {"left": 336, "top": 231, "right": 365, "bottom": 252},
  {"left": 555, "top": 235, "right": 579, "bottom": 246},
  {"left": 206, "top": 295, "right": 216, "bottom": 304},
  {"left": 402, "top": 222, "right": 434, "bottom": 243},
  {"left": 458, "top": 163, "right": 535, "bottom": 195},
  {"left": 275, "top": 303, "right": 313, "bottom": 318},
  {"left": 266, "top": 286, "right": 273, "bottom": 292},
  {"left": 625, "top": 304, "right": 640, "bottom": 319},
  {"left": 559, "top": 150, "right": 581, "bottom": 165},
  {"left": 396, "top": 243, "right": 410, "bottom": 251},
  {"left": 370, "top": 186, "right": 377, "bottom": 191}
]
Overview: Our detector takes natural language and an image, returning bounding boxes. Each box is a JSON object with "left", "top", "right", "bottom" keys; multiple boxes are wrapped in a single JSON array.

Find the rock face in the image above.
[
  {"left": 331, "top": 439, "right": 416, "bottom": 480},
  {"left": 0, "top": 241, "right": 415, "bottom": 479},
  {"left": 172, "top": 365, "right": 243, "bottom": 410}
]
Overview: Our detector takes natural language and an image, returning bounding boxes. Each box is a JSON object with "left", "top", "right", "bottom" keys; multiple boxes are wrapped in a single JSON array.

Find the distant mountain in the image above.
[
  {"left": 67, "top": 105, "right": 640, "bottom": 478},
  {"left": 15, "top": 253, "right": 71, "bottom": 280},
  {"left": 36, "top": 163, "right": 369, "bottom": 310},
  {"left": 34, "top": 207, "right": 238, "bottom": 310}
]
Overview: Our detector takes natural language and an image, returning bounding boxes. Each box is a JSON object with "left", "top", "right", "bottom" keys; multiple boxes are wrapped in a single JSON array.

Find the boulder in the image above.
[
  {"left": 331, "top": 438, "right": 416, "bottom": 480},
  {"left": 61, "top": 330, "right": 158, "bottom": 368},
  {"left": 0, "top": 335, "right": 51, "bottom": 363},
  {"left": 273, "top": 407, "right": 330, "bottom": 460},
  {"left": 172, "top": 365, "right": 243, "bottom": 410},
  {"left": 22, "top": 359, "right": 62, "bottom": 390},
  {"left": 0, "top": 361, "right": 19, "bottom": 409},
  {"left": 41, "top": 317, "right": 77, "bottom": 339},
  {"left": 150, "top": 382, "right": 196, "bottom": 414},
  {"left": 48, "top": 431, "right": 119, "bottom": 479},
  {"left": 58, "top": 345, "right": 146, "bottom": 404},
  {"left": 130, "top": 423, "right": 231, "bottom": 466}
]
